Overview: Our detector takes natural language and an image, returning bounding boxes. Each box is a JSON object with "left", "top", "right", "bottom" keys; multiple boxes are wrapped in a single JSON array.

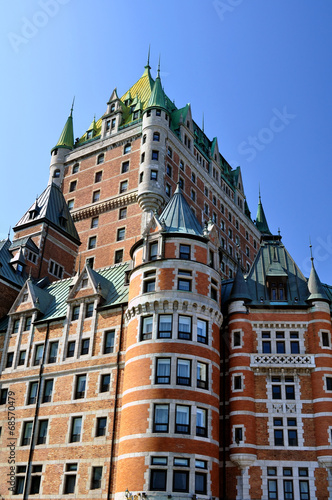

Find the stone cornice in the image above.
[{"left": 71, "top": 191, "right": 138, "bottom": 221}]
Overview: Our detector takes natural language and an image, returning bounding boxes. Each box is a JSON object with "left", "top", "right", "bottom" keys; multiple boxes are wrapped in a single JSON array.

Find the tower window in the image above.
[
  {"left": 153, "top": 132, "right": 160, "bottom": 141},
  {"left": 53, "top": 169, "right": 60, "bottom": 178},
  {"left": 151, "top": 170, "right": 158, "bottom": 180},
  {"left": 97, "top": 154, "right": 104, "bottom": 165},
  {"left": 152, "top": 150, "right": 159, "bottom": 161}
]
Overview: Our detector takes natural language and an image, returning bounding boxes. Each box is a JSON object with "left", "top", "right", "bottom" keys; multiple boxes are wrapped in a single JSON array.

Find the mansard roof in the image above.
[
  {"left": 14, "top": 183, "right": 80, "bottom": 244},
  {"left": 246, "top": 236, "right": 309, "bottom": 305},
  {"left": 159, "top": 185, "right": 204, "bottom": 237}
]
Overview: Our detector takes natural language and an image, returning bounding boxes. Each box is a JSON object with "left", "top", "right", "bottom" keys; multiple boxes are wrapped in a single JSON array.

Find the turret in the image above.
[
  {"left": 138, "top": 60, "right": 169, "bottom": 224},
  {"left": 49, "top": 103, "right": 74, "bottom": 187}
]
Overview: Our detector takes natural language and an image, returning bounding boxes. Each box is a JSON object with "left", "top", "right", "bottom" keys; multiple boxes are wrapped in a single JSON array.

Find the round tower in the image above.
[
  {"left": 48, "top": 104, "right": 74, "bottom": 187},
  {"left": 114, "top": 189, "right": 223, "bottom": 499},
  {"left": 137, "top": 64, "right": 169, "bottom": 220}
]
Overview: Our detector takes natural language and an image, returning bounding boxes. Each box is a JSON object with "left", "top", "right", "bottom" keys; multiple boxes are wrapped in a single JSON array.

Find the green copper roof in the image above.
[
  {"left": 255, "top": 195, "right": 272, "bottom": 235},
  {"left": 147, "top": 67, "right": 166, "bottom": 109},
  {"left": 52, "top": 110, "right": 74, "bottom": 152},
  {"left": 87, "top": 116, "right": 97, "bottom": 132},
  {"left": 159, "top": 185, "right": 203, "bottom": 236},
  {"left": 307, "top": 260, "right": 330, "bottom": 302}
]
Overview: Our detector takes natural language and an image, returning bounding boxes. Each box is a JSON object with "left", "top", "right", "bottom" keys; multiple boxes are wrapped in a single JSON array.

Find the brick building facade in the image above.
[{"left": 0, "top": 56, "right": 331, "bottom": 499}]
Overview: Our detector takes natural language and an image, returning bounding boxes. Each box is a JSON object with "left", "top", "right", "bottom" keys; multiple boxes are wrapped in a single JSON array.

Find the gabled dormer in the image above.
[
  {"left": 67, "top": 265, "right": 111, "bottom": 304},
  {"left": 210, "top": 136, "right": 220, "bottom": 164},
  {"left": 9, "top": 278, "right": 53, "bottom": 316}
]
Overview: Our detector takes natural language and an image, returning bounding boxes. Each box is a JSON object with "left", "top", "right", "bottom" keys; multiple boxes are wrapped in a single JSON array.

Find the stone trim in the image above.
[{"left": 71, "top": 192, "right": 138, "bottom": 222}]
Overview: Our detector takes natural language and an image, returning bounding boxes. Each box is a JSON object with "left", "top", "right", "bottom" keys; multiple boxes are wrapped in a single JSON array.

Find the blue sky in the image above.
[{"left": 1, "top": 1, "right": 332, "bottom": 282}]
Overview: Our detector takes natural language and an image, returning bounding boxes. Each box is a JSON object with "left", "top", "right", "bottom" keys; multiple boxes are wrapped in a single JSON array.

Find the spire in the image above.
[
  {"left": 255, "top": 191, "right": 272, "bottom": 235},
  {"left": 147, "top": 58, "right": 166, "bottom": 109},
  {"left": 202, "top": 112, "right": 204, "bottom": 133},
  {"left": 146, "top": 45, "right": 151, "bottom": 69},
  {"left": 51, "top": 105, "right": 74, "bottom": 153},
  {"left": 229, "top": 265, "right": 252, "bottom": 303},
  {"left": 307, "top": 244, "right": 330, "bottom": 303}
]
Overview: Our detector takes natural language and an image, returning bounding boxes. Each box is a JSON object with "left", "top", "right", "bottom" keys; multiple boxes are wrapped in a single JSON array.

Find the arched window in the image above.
[{"left": 153, "top": 132, "right": 160, "bottom": 142}]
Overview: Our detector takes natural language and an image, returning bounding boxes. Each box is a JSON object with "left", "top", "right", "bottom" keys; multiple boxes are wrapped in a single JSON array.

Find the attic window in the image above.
[
  {"left": 81, "top": 277, "right": 88, "bottom": 289},
  {"left": 87, "top": 130, "right": 93, "bottom": 140},
  {"left": 22, "top": 293, "right": 29, "bottom": 302},
  {"left": 269, "top": 281, "right": 287, "bottom": 301},
  {"left": 111, "top": 103, "right": 115, "bottom": 113},
  {"left": 133, "top": 111, "right": 139, "bottom": 120}
]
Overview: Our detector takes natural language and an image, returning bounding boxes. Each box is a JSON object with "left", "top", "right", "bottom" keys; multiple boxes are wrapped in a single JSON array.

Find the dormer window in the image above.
[
  {"left": 22, "top": 293, "right": 29, "bottom": 303},
  {"left": 269, "top": 281, "right": 287, "bottom": 301},
  {"left": 111, "top": 103, "right": 115, "bottom": 113},
  {"left": 87, "top": 130, "right": 93, "bottom": 140}
]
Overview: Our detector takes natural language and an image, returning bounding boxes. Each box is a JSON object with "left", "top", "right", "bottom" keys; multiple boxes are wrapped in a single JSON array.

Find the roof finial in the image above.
[
  {"left": 70, "top": 96, "right": 75, "bottom": 117},
  {"left": 202, "top": 112, "right": 204, "bottom": 133},
  {"left": 278, "top": 227, "right": 281, "bottom": 236},
  {"left": 259, "top": 183, "right": 261, "bottom": 201},
  {"left": 309, "top": 236, "right": 314, "bottom": 263},
  {"left": 78, "top": 253, "right": 81, "bottom": 274},
  {"left": 7, "top": 226, "right": 11, "bottom": 240},
  {"left": 147, "top": 44, "right": 151, "bottom": 68},
  {"left": 157, "top": 54, "right": 161, "bottom": 78}
]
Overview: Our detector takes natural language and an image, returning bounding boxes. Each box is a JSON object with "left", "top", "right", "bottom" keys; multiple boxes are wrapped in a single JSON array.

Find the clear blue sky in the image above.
[{"left": 1, "top": 1, "right": 332, "bottom": 282}]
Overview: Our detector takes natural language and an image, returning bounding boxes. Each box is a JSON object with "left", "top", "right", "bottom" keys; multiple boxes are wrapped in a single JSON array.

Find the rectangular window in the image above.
[
  {"left": 28, "top": 381, "right": 38, "bottom": 405},
  {"left": 158, "top": 314, "right": 172, "bottom": 338},
  {"left": 18, "top": 350, "right": 26, "bottom": 366},
  {"left": 67, "top": 341, "right": 75, "bottom": 358},
  {"left": 0, "top": 388, "right": 8, "bottom": 405},
  {"left": 75, "top": 375, "right": 86, "bottom": 399},
  {"left": 177, "top": 359, "right": 191, "bottom": 386},
  {"left": 70, "top": 417, "right": 82, "bottom": 442},
  {"left": 120, "top": 180, "right": 128, "bottom": 193},
  {"left": 178, "top": 278, "right": 191, "bottom": 291},
  {"left": 92, "top": 190, "right": 100, "bottom": 203},
  {"left": 81, "top": 338, "right": 90, "bottom": 355},
  {"left": 268, "top": 479, "right": 278, "bottom": 499},
  {"left": 197, "top": 362, "right": 208, "bottom": 389},
  {"left": 166, "top": 183, "right": 171, "bottom": 197},
  {"left": 48, "top": 341, "right": 58, "bottom": 363},
  {"left": 327, "top": 377, "right": 332, "bottom": 391},
  {"left": 72, "top": 305, "right": 80, "bottom": 321},
  {"left": 322, "top": 331, "right": 330, "bottom": 347},
  {"left": 24, "top": 316, "right": 32, "bottom": 331},
  {"left": 152, "top": 150, "right": 159, "bottom": 161},
  {"left": 196, "top": 408, "right": 207, "bottom": 437},
  {"left": 37, "top": 420, "right": 48, "bottom": 445},
  {"left": 14, "top": 466, "right": 26, "bottom": 494},
  {"left": 156, "top": 358, "right": 171, "bottom": 384},
  {"left": 150, "top": 470, "right": 167, "bottom": 491},
  {"left": 234, "top": 374, "right": 242, "bottom": 390},
  {"left": 299, "top": 480, "right": 310, "bottom": 500},
  {"left": 153, "top": 404, "right": 169, "bottom": 432},
  {"left": 100, "top": 374, "right": 110, "bottom": 393},
  {"left": 149, "top": 242, "right": 158, "bottom": 261},
  {"left": 166, "top": 164, "right": 172, "bottom": 177},
  {"left": 13, "top": 319, "right": 20, "bottom": 333},
  {"left": 103, "top": 330, "right": 115, "bottom": 354},
  {"left": 142, "top": 316, "right": 153, "bottom": 340},
  {"left": 69, "top": 180, "right": 77, "bottom": 192},
  {"left": 114, "top": 249, "right": 123, "bottom": 263},
  {"left": 175, "top": 405, "right": 190, "bottom": 434},
  {"left": 42, "top": 379, "right": 53, "bottom": 403},
  {"left": 151, "top": 170, "right": 158, "bottom": 180},
  {"left": 95, "top": 171, "right": 102, "bottom": 183},
  {"left": 34, "top": 344, "right": 44, "bottom": 365},
  {"left": 119, "top": 207, "right": 127, "bottom": 220},
  {"left": 22, "top": 421, "right": 33, "bottom": 446},
  {"left": 178, "top": 315, "right": 192, "bottom": 340},
  {"left": 284, "top": 479, "right": 294, "bottom": 500},
  {"left": 91, "top": 466, "right": 103, "bottom": 490},
  {"left": 143, "top": 276, "right": 156, "bottom": 293},
  {"left": 179, "top": 244, "right": 190, "bottom": 260},
  {"left": 88, "top": 236, "right": 97, "bottom": 249},
  {"left": 96, "top": 417, "right": 107, "bottom": 437},
  {"left": 85, "top": 302, "right": 94, "bottom": 318},
  {"left": 6, "top": 352, "right": 14, "bottom": 368},
  {"left": 117, "top": 228, "right": 125, "bottom": 241},
  {"left": 234, "top": 427, "right": 243, "bottom": 443},
  {"left": 121, "top": 161, "right": 129, "bottom": 173},
  {"left": 173, "top": 471, "right": 189, "bottom": 492},
  {"left": 197, "top": 319, "right": 208, "bottom": 344},
  {"left": 30, "top": 465, "right": 42, "bottom": 495},
  {"left": 64, "top": 464, "right": 77, "bottom": 494},
  {"left": 195, "top": 472, "right": 207, "bottom": 494}
]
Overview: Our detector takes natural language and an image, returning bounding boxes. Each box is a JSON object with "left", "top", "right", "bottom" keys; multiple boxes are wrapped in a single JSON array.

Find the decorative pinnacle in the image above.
[
  {"left": 157, "top": 54, "right": 161, "bottom": 78},
  {"left": 202, "top": 112, "right": 204, "bottom": 133},
  {"left": 259, "top": 183, "right": 261, "bottom": 201},
  {"left": 7, "top": 226, "right": 11, "bottom": 239},
  {"left": 309, "top": 236, "right": 314, "bottom": 263},
  {"left": 70, "top": 96, "right": 75, "bottom": 116},
  {"left": 146, "top": 44, "right": 151, "bottom": 68}
]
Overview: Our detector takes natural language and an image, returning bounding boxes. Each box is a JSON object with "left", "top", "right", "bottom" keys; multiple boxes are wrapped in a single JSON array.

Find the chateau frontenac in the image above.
[{"left": 0, "top": 55, "right": 331, "bottom": 500}]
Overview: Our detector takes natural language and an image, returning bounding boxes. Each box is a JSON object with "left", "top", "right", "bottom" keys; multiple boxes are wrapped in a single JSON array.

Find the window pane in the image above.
[
  {"left": 154, "top": 405, "right": 169, "bottom": 432},
  {"left": 150, "top": 470, "right": 166, "bottom": 491},
  {"left": 142, "top": 316, "right": 153, "bottom": 340},
  {"left": 177, "top": 359, "right": 191, "bottom": 385},
  {"left": 179, "top": 316, "right": 191, "bottom": 340},
  {"left": 158, "top": 314, "right": 172, "bottom": 338},
  {"left": 156, "top": 359, "right": 170, "bottom": 384},
  {"left": 195, "top": 473, "right": 207, "bottom": 494},
  {"left": 175, "top": 405, "right": 190, "bottom": 433},
  {"left": 268, "top": 479, "right": 278, "bottom": 499},
  {"left": 173, "top": 471, "right": 189, "bottom": 492},
  {"left": 197, "top": 319, "right": 207, "bottom": 343},
  {"left": 197, "top": 362, "right": 207, "bottom": 389}
]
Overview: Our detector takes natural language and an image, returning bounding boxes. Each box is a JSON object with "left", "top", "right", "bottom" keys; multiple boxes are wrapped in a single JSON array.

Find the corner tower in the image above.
[
  {"left": 114, "top": 187, "right": 223, "bottom": 499},
  {"left": 49, "top": 103, "right": 74, "bottom": 187}
]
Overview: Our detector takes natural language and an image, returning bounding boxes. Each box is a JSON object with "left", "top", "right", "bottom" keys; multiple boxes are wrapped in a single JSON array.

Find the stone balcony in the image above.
[{"left": 250, "top": 353, "right": 315, "bottom": 372}]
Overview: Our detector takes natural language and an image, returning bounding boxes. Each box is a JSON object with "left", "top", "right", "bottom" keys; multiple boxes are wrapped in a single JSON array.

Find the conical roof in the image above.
[
  {"left": 307, "top": 260, "right": 330, "bottom": 302},
  {"left": 51, "top": 109, "right": 74, "bottom": 152},
  {"left": 229, "top": 265, "right": 252, "bottom": 302},
  {"left": 147, "top": 66, "right": 166, "bottom": 109},
  {"left": 159, "top": 185, "right": 203, "bottom": 236},
  {"left": 255, "top": 194, "right": 271, "bottom": 235}
]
